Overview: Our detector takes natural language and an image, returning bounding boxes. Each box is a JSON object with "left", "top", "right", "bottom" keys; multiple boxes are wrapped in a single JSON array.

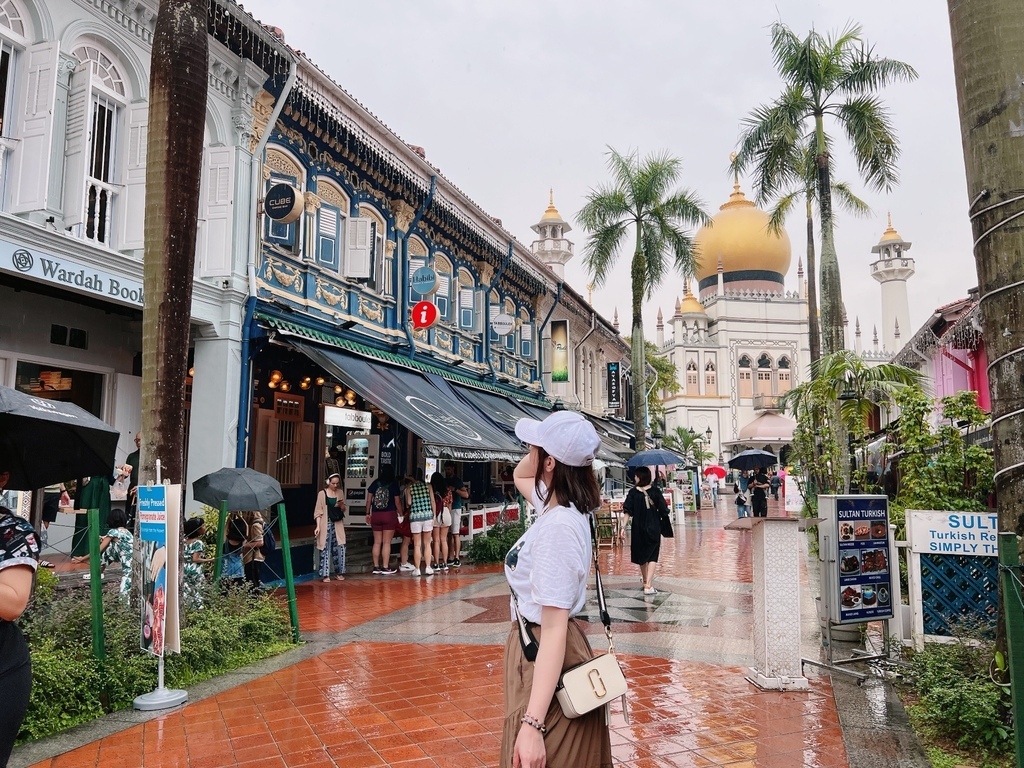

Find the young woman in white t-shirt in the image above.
[{"left": 501, "top": 411, "right": 612, "bottom": 768}]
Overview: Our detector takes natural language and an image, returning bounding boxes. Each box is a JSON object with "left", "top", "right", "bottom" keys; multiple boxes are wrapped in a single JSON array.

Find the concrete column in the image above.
[
  {"left": 186, "top": 336, "right": 241, "bottom": 510},
  {"left": 748, "top": 517, "right": 809, "bottom": 690}
]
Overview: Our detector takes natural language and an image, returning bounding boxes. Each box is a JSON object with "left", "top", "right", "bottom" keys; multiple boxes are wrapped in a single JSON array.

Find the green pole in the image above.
[
  {"left": 276, "top": 502, "right": 300, "bottom": 643},
  {"left": 997, "top": 532, "right": 1024, "bottom": 766},
  {"left": 87, "top": 507, "right": 105, "bottom": 662},
  {"left": 213, "top": 501, "right": 227, "bottom": 583}
]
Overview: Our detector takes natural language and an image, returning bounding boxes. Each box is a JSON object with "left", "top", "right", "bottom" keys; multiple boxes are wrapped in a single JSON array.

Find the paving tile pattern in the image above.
[{"left": 22, "top": 499, "right": 853, "bottom": 768}]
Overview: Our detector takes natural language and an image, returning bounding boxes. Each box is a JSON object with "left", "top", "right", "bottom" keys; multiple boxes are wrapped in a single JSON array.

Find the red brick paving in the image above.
[{"left": 26, "top": 497, "right": 849, "bottom": 768}]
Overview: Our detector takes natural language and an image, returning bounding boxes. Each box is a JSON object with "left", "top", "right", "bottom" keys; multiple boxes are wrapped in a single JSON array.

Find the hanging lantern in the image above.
[{"left": 269, "top": 370, "right": 283, "bottom": 384}]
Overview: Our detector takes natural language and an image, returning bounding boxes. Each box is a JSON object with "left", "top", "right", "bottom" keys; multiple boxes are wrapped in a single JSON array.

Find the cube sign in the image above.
[
  {"left": 264, "top": 183, "right": 303, "bottom": 224},
  {"left": 411, "top": 301, "right": 439, "bottom": 329},
  {"left": 411, "top": 267, "right": 438, "bottom": 296}
]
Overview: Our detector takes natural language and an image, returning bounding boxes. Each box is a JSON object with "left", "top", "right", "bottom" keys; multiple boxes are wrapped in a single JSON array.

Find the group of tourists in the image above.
[{"left": 313, "top": 462, "right": 470, "bottom": 580}]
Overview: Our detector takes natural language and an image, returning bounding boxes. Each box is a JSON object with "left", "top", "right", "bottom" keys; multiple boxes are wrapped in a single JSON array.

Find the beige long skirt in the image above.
[{"left": 500, "top": 619, "right": 613, "bottom": 768}]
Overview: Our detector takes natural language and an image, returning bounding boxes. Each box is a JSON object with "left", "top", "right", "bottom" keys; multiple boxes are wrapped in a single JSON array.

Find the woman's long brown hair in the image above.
[{"left": 534, "top": 447, "right": 601, "bottom": 513}]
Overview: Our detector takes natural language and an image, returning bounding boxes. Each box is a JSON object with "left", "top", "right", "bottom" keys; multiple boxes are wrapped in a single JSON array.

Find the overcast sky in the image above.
[{"left": 239, "top": 0, "right": 971, "bottom": 346}]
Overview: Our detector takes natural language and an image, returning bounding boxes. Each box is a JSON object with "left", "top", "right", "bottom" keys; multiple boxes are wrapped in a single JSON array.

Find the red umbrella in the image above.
[{"left": 703, "top": 465, "right": 727, "bottom": 479}]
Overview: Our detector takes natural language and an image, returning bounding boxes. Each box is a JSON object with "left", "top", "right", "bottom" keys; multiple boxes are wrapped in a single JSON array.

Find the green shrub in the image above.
[
  {"left": 20, "top": 639, "right": 104, "bottom": 741},
  {"left": 467, "top": 518, "right": 526, "bottom": 563},
  {"left": 17, "top": 581, "right": 295, "bottom": 744},
  {"left": 900, "top": 630, "right": 1011, "bottom": 756}
]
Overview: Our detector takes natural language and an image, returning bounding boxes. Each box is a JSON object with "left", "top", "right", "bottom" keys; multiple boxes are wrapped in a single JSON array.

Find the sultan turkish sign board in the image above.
[
  {"left": 907, "top": 510, "right": 999, "bottom": 557},
  {"left": 819, "top": 495, "right": 895, "bottom": 625}
]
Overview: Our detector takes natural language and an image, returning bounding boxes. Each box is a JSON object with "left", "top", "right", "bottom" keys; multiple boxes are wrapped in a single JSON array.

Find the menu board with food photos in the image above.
[{"left": 833, "top": 496, "right": 894, "bottom": 624}]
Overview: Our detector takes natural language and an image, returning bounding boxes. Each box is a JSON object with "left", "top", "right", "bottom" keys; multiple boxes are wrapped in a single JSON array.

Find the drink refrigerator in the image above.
[{"left": 344, "top": 434, "right": 379, "bottom": 513}]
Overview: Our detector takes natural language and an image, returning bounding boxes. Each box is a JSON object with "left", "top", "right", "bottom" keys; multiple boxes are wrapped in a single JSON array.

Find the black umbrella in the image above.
[
  {"left": 626, "top": 448, "right": 689, "bottom": 468},
  {"left": 0, "top": 385, "right": 120, "bottom": 490},
  {"left": 192, "top": 467, "right": 283, "bottom": 511},
  {"left": 728, "top": 449, "right": 777, "bottom": 471}
]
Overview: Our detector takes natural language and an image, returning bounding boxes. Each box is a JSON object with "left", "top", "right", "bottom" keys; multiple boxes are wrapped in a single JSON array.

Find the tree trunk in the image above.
[
  {"left": 140, "top": 0, "right": 209, "bottom": 489},
  {"left": 805, "top": 194, "right": 821, "bottom": 367},
  {"left": 947, "top": 0, "right": 1024, "bottom": 536},
  {"left": 631, "top": 224, "right": 647, "bottom": 451},
  {"left": 817, "top": 150, "right": 845, "bottom": 357}
]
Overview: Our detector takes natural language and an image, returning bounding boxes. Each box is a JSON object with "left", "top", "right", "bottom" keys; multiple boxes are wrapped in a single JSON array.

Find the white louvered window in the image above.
[
  {"left": 459, "top": 287, "right": 474, "bottom": 329},
  {"left": 316, "top": 204, "right": 342, "bottom": 271},
  {"left": 521, "top": 323, "right": 533, "bottom": 358},
  {"left": 408, "top": 256, "right": 425, "bottom": 296},
  {"left": 435, "top": 271, "right": 450, "bottom": 319},
  {"left": 0, "top": 40, "right": 14, "bottom": 137}
]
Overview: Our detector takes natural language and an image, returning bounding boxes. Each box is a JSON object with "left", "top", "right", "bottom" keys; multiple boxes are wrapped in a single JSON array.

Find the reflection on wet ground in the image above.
[{"left": 20, "top": 498, "right": 866, "bottom": 767}]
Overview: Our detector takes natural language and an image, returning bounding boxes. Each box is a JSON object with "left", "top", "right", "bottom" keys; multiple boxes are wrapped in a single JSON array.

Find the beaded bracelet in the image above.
[{"left": 520, "top": 713, "right": 547, "bottom": 734}]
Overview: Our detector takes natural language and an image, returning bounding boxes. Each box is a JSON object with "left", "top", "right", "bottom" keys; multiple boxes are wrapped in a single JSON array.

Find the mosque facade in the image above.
[
  {"left": 656, "top": 173, "right": 919, "bottom": 466},
  {"left": 656, "top": 179, "right": 810, "bottom": 465}
]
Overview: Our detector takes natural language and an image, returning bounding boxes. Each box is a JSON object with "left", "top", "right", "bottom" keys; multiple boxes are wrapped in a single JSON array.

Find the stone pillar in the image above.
[
  {"left": 185, "top": 335, "right": 241, "bottom": 509},
  {"left": 747, "top": 517, "right": 809, "bottom": 690}
]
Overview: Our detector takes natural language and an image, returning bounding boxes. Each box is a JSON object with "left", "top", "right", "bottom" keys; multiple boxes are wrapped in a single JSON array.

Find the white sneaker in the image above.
[
  {"left": 411, "top": 568, "right": 421, "bottom": 576},
  {"left": 399, "top": 563, "right": 415, "bottom": 572},
  {"left": 643, "top": 586, "right": 656, "bottom": 596},
  {"left": 424, "top": 565, "right": 434, "bottom": 575}
]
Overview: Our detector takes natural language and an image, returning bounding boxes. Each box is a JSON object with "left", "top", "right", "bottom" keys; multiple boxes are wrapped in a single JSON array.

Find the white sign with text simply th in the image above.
[{"left": 907, "top": 509, "right": 999, "bottom": 557}]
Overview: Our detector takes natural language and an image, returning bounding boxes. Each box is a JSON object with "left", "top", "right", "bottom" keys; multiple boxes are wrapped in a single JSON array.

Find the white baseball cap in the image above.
[{"left": 515, "top": 411, "right": 601, "bottom": 467}]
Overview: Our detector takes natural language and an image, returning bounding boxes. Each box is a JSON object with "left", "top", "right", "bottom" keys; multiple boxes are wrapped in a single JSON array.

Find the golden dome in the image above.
[
  {"left": 693, "top": 181, "right": 791, "bottom": 283},
  {"left": 541, "top": 188, "right": 563, "bottom": 222},
  {"left": 878, "top": 212, "right": 903, "bottom": 243},
  {"left": 679, "top": 282, "right": 706, "bottom": 315}
]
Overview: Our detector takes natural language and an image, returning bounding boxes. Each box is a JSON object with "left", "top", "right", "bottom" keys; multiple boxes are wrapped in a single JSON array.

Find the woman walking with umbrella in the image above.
[{"left": 623, "top": 466, "right": 671, "bottom": 595}]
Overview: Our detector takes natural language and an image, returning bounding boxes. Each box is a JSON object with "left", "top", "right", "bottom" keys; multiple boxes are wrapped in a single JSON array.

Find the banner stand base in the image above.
[{"left": 133, "top": 686, "right": 188, "bottom": 711}]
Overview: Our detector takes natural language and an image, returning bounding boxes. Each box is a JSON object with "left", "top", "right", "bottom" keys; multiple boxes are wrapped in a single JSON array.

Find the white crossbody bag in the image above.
[{"left": 511, "top": 511, "right": 629, "bottom": 723}]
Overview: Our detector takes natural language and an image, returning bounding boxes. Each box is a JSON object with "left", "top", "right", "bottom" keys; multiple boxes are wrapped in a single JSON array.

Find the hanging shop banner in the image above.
[
  {"left": 606, "top": 361, "right": 621, "bottom": 409},
  {"left": 907, "top": 510, "right": 999, "bottom": 557},
  {"left": 551, "top": 320, "right": 569, "bottom": 382},
  {"left": 825, "top": 495, "right": 895, "bottom": 625},
  {"left": 137, "top": 485, "right": 181, "bottom": 657}
]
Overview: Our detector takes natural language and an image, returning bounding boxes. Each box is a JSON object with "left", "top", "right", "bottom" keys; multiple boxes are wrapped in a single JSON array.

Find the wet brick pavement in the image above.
[{"left": 13, "top": 496, "right": 924, "bottom": 767}]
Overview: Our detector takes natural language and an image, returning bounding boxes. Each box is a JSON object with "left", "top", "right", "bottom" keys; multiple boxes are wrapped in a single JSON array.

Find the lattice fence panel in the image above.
[{"left": 920, "top": 554, "right": 998, "bottom": 637}]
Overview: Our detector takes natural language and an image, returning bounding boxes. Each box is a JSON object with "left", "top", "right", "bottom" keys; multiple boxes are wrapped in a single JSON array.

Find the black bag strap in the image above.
[{"left": 511, "top": 509, "right": 614, "bottom": 662}]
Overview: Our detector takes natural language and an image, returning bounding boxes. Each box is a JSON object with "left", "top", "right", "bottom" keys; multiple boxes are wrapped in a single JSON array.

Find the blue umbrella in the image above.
[
  {"left": 626, "top": 448, "right": 689, "bottom": 468},
  {"left": 728, "top": 449, "right": 777, "bottom": 471}
]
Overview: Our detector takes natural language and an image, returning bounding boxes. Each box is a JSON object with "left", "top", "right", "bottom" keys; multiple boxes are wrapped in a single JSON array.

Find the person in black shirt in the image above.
[
  {"left": 0, "top": 470, "right": 41, "bottom": 768},
  {"left": 750, "top": 467, "right": 770, "bottom": 518}
]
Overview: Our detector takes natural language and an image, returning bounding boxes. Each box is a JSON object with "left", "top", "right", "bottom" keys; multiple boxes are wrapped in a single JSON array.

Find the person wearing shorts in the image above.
[
  {"left": 402, "top": 475, "right": 435, "bottom": 576},
  {"left": 444, "top": 463, "right": 468, "bottom": 567},
  {"left": 365, "top": 471, "right": 402, "bottom": 575}
]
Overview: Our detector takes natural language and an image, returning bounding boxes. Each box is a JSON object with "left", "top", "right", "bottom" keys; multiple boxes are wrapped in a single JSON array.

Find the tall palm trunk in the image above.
[
  {"left": 140, "top": 0, "right": 209, "bottom": 488},
  {"left": 805, "top": 193, "right": 821, "bottom": 366},
  {"left": 631, "top": 224, "right": 647, "bottom": 450},
  {"left": 947, "top": 0, "right": 1024, "bottom": 535},
  {"left": 816, "top": 142, "right": 845, "bottom": 356}
]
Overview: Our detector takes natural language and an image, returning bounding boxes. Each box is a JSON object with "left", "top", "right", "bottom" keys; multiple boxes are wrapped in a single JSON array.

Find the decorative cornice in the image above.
[{"left": 74, "top": 0, "right": 156, "bottom": 47}]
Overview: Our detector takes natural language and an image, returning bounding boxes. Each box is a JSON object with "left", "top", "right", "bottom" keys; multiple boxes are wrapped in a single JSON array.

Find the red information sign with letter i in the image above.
[{"left": 411, "top": 300, "right": 439, "bottom": 329}]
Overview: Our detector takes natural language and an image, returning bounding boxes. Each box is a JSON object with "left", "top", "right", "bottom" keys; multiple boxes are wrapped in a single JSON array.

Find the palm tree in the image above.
[
  {"left": 947, "top": 1, "right": 1024, "bottom": 537},
  {"left": 662, "top": 426, "right": 714, "bottom": 468},
  {"left": 734, "top": 140, "right": 871, "bottom": 364},
  {"left": 579, "top": 148, "right": 710, "bottom": 448},
  {"left": 734, "top": 22, "right": 917, "bottom": 358},
  {"left": 784, "top": 350, "right": 922, "bottom": 494},
  {"left": 140, "top": 0, "right": 209, "bottom": 489}
]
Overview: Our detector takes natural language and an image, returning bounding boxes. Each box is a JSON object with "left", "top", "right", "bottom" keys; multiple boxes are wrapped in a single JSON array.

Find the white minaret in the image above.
[
  {"left": 870, "top": 214, "right": 915, "bottom": 354},
  {"left": 530, "top": 189, "right": 573, "bottom": 279}
]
